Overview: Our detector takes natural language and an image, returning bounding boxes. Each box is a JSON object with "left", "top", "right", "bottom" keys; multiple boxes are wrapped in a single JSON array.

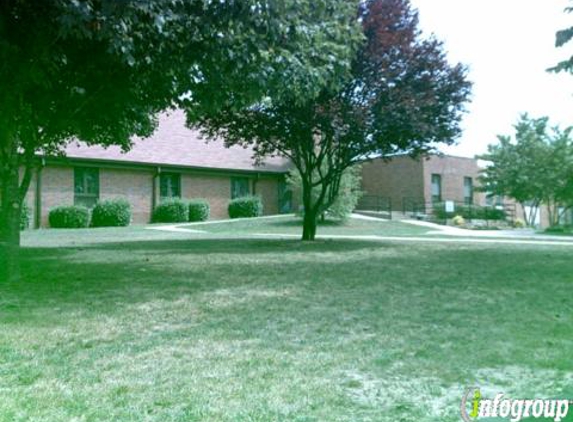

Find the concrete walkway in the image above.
[
  {"left": 250, "top": 232, "right": 573, "bottom": 246},
  {"left": 401, "top": 219, "right": 573, "bottom": 241},
  {"left": 146, "top": 214, "right": 292, "bottom": 233},
  {"left": 350, "top": 213, "right": 389, "bottom": 222},
  {"left": 146, "top": 214, "right": 573, "bottom": 246}
]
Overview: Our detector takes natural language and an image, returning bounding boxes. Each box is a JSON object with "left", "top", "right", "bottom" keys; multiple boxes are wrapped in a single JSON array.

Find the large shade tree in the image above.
[
  {"left": 479, "top": 114, "right": 573, "bottom": 227},
  {"left": 0, "top": 0, "right": 362, "bottom": 281},
  {"left": 194, "top": 0, "right": 472, "bottom": 240}
]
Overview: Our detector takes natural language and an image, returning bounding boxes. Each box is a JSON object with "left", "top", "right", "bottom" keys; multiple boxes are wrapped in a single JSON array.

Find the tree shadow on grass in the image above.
[
  {"left": 5, "top": 237, "right": 572, "bottom": 332},
  {"left": 1, "top": 238, "right": 397, "bottom": 318},
  {"left": 32, "top": 237, "right": 388, "bottom": 255},
  {"left": 265, "top": 218, "right": 347, "bottom": 228}
]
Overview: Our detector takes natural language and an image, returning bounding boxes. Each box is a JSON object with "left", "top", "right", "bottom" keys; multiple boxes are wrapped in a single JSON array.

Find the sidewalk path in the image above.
[
  {"left": 146, "top": 215, "right": 573, "bottom": 246},
  {"left": 400, "top": 219, "right": 573, "bottom": 241},
  {"left": 251, "top": 232, "right": 573, "bottom": 247}
]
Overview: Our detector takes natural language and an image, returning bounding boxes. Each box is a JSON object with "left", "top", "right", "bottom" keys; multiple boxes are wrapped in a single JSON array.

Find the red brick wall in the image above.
[
  {"left": 255, "top": 177, "right": 279, "bottom": 215},
  {"left": 181, "top": 174, "right": 232, "bottom": 219},
  {"left": 41, "top": 166, "right": 74, "bottom": 227},
  {"left": 422, "top": 156, "right": 486, "bottom": 205},
  {"left": 100, "top": 168, "right": 154, "bottom": 224},
  {"left": 22, "top": 163, "right": 312, "bottom": 227},
  {"left": 361, "top": 156, "right": 425, "bottom": 211}
]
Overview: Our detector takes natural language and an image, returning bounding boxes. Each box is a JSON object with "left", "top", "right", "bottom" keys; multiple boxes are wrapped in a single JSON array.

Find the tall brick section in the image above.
[{"left": 361, "top": 154, "right": 486, "bottom": 211}]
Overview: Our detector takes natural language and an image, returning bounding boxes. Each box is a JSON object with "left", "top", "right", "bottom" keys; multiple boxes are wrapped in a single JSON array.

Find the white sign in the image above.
[{"left": 445, "top": 200, "right": 455, "bottom": 213}]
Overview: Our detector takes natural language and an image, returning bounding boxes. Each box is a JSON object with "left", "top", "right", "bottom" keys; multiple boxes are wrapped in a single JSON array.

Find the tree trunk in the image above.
[
  {"left": 0, "top": 155, "right": 23, "bottom": 283},
  {"left": 302, "top": 208, "right": 318, "bottom": 241},
  {"left": 301, "top": 177, "right": 318, "bottom": 241}
]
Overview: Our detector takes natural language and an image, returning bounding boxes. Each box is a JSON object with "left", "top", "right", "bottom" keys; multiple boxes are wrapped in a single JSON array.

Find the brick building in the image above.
[
  {"left": 23, "top": 110, "right": 292, "bottom": 228},
  {"left": 360, "top": 154, "right": 487, "bottom": 212},
  {"left": 20, "top": 117, "right": 565, "bottom": 229},
  {"left": 360, "top": 154, "right": 570, "bottom": 228}
]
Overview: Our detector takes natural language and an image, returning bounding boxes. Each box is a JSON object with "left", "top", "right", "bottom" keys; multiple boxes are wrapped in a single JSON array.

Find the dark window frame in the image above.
[
  {"left": 431, "top": 174, "right": 442, "bottom": 203},
  {"left": 159, "top": 172, "right": 181, "bottom": 201},
  {"left": 74, "top": 167, "right": 100, "bottom": 208},
  {"left": 463, "top": 176, "right": 474, "bottom": 205},
  {"left": 231, "top": 177, "right": 250, "bottom": 199}
]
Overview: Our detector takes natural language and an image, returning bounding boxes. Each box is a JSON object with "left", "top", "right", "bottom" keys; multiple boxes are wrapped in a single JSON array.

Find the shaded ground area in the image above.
[
  {"left": 165, "top": 214, "right": 433, "bottom": 237},
  {"left": 2, "top": 222, "right": 573, "bottom": 421}
]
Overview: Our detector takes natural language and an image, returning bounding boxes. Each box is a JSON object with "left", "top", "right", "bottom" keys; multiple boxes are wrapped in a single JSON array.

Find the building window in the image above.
[
  {"left": 486, "top": 194, "right": 503, "bottom": 207},
  {"left": 231, "top": 177, "right": 250, "bottom": 199},
  {"left": 431, "top": 174, "right": 442, "bottom": 203},
  {"left": 160, "top": 173, "right": 181, "bottom": 200},
  {"left": 74, "top": 167, "right": 99, "bottom": 208},
  {"left": 463, "top": 177, "right": 473, "bottom": 205}
]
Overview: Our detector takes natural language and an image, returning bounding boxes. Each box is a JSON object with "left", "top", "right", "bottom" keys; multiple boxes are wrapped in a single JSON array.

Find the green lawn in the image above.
[
  {"left": 2, "top": 219, "right": 573, "bottom": 421},
  {"left": 181, "top": 214, "right": 432, "bottom": 237}
]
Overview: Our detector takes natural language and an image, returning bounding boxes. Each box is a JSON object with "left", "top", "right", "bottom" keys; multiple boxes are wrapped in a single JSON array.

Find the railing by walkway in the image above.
[
  {"left": 355, "top": 195, "right": 392, "bottom": 220},
  {"left": 401, "top": 197, "right": 517, "bottom": 225}
]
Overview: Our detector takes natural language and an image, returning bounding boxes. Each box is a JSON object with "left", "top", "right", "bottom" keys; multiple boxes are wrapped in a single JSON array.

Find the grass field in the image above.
[
  {"left": 2, "top": 217, "right": 572, "bottom": 421},
  {"left": 184, "top": 214, "right": 431, "bottom": 237}
]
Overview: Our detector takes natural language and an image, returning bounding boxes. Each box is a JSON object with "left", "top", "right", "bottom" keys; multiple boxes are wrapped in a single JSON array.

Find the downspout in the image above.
[{"left": 34, "top": 157, "right": 45, "bottom": 229}]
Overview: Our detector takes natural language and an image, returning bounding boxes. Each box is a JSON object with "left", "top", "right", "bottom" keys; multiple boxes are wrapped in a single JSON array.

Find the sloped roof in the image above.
[{"left": 62, "top": 109, "right": 290, "bottom": 174}]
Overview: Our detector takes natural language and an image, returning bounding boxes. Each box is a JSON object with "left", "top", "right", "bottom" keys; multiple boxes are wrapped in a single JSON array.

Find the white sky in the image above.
[{"left": 410, "top": 0, "right": 573, "bottom": 158}]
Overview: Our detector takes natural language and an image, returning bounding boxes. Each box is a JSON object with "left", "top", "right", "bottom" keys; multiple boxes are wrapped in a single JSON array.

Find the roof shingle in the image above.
[{"left": 62, "top": 109, "right": 290, "bottom": 174}]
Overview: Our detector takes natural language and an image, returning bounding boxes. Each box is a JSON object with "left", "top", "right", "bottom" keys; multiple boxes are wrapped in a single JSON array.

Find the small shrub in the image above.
[
  {"left": 545, "top": 225, "right": 572, "bottom": 234},
  {"left": 452, "top": 215, "right": 465, "bottom": 226},
  {"left": 228, "top": 196, "right": 263, "bottom": 219},
  {"left": 20, "top": 202, "right": 31, "bottom": 231},
  {"left": 49, "top": 205, "right": 89, "bottom": 228},
  {"left": 91, "top": 198, "right": 131, "bottom": 227},
  {"left": 188, "top": 199, "right": 210, "bottom": 222},
  {"left": 152, "top": 199, "right": 188, "bottom": 223},
  {"left": 481, "top": 207, "right": 507, "bottom": 221},
  {"left": 433, "top": 203, "right": 507, "bottom": 221},
  {"left": 513, "top": 218, "right": 526, "bottom": 228}
]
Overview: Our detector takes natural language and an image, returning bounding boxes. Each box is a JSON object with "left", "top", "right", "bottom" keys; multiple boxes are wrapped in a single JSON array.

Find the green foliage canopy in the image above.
[
  {"left": 0, "top": 0, "right": 363, "bottom": 249},
  {"left": 479, "top": 114, "right": 573, "bottom": 226},
  {"left": 194, "top": 0, "right": 472, "bottom": 240}
]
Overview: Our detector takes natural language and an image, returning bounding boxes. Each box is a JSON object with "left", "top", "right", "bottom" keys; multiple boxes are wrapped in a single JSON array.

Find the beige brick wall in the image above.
[
  {"left": 181, "top": 174, "right": 232, "bottom": 219},
  {"left": 422, "top": 156, "right": 486, "bottom": 205},
  {"left": 361, "top": 156, "right": 425, "bottom": 211},
  {"left": 255, "top": 177, "right": 279, "bottom": 215},
  {"left": 41, "top": 166, "right": 74, "bottom": 227},
  {"left": 100, "top": 168, "right": 154, "bottom": 224},
  {"left": 26, "top": 164, "right": 284, "bottom": 227}
]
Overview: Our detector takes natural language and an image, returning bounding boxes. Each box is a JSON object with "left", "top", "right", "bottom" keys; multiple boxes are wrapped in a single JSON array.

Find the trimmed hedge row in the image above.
[
  {"left": 433, "top": 203, "right": 506, "bottom": 221},
  {"left": 91, "top": 199, "right": 131, "bottom": 227},
  {"left": 46, "top": 195, "right": 268, "bottom": 228},
  {"left": 152, "top": 199, "right": 188, "bottom": 223},
  {"left": 228, "top": 196, "right": 263, "bottom": 219},
  {"left": 152, "top": 198, "right": 211, "bottom": 223},
  {"left": 188, "top": 199, "right": 210, "bottom": 222},
  {"left": 49, "top": 205, "right": 90, "bottom": 228},
  {"left": 48, "top": 198, "right": 132, "bottom": 228}
]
